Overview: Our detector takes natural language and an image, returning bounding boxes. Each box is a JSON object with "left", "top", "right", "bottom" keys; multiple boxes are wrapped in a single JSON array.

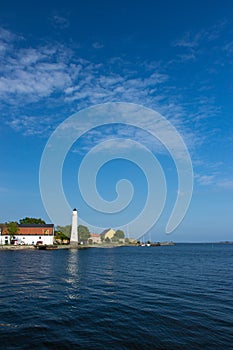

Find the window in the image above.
[{"left": 39, "top": 236, "right": 41, "bottom": 239}]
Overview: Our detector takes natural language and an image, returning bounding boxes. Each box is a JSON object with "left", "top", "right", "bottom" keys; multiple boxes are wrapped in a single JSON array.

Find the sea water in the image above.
[{"left": 0, "top": 244, "right": 232, "bottom": 349}]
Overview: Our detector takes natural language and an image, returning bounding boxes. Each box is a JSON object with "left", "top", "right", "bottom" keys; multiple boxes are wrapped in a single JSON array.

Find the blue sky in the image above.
[{"left": 0, "top": 0, "right": 233, "bottom": 242}]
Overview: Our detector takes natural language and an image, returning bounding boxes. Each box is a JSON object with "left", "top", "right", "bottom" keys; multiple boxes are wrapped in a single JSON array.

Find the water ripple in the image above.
[{"left": 0, "top": 245, "right": 233, "bottom": 349}]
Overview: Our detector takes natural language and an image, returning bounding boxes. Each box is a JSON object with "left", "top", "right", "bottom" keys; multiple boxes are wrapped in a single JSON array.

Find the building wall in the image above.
[
  {"left": 103, "top": 228, "right": 115, "bottom": 240},
  {"left": 0, "top": 234, "right": 53, "bottom": 245},
  {"left": 89, "top": 234, "right": 101, "bottom": 244}
]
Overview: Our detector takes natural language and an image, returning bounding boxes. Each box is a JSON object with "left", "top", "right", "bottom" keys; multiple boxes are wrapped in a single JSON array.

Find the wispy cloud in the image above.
[
  {"left": 51, "top": 14, "right": 70, "bottom": 29},
  {"left": 195, "top": 172, "right": 233, "bottom": 191},
  {"left": 0, "top": 24, "right": 227, "bottom": 182},
  {"left": 0, "top": 27, "right": 169, "bottom": 111},
  {"left": 217, "top": 179, "right": 233, "bottom": 190},
  {"left": 6, "top": 115, "right": 55, "bottom": 136},
  {"left": 171, "top": 31, "right": 201, "bottom": 62},
  {"left": 173, "top": 32, "right": 201, "bottom": 48},
  {"left": 64, "top": 70, "right": 168, "bottom": 109},
  {"left": 195, "top": 174, "right": 216, "bottom": 186},
  {"left": 172, "top": 19, "right": 233, "bottom": 63},
  {"left": 0, "top": 35, "right": 74, "bottom": 103},
  {"left": 92, "top": 42, "right": 104, "bottom": 49},
  {"left": 71, "top": 124, "right": 163, "bottom": 156},
  {"left": 224, "top": 40, "right": 233, "bottom": 54},
  {"left": 0, "top": 27, "right": 18, "bottom": 42}
]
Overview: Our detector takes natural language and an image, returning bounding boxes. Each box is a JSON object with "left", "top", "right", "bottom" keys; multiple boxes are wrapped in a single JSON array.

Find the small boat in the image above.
[
  {"left": 34, "top": 244, "right": 47, "bottom": 250},
  {"left": 46, "top": 245, "right": 58, "bottom": 250},
  {"left": 34, "top": 244, "right": 58, "bottom": 250}
]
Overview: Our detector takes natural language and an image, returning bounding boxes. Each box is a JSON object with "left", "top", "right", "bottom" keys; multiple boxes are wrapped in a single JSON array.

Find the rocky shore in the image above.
[
  {"left": 0, "top": 241, "right": 175, "bottom": 251},
  {"left": 0, "top": 245, "right": 35, "bottom": 250}
]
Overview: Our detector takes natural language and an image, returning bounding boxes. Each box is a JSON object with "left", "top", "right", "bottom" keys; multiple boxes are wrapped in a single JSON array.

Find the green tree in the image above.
[
  {"left": 6, "top": 221, "right": 19, "bottom": 243},
  {"left": 78, "top": 225, "right": 90, "bottom": 242},
  {"left": 56, "top": 225, "right": 71, "bottom": 238},
  {"left": 105, "top": 237, "right": 111, "bottom": 243},
  {"left": 114, "top": 230, "right": 125, "bottom": 240},
  {"left": 6, "top": 221, "right": 19, "bottom": 235},
  {"left": 54, "top": 230, "right": 70, "bottom": 241},
  {"left": 111, "top": 235, "right": 118, "bottom": 243},
  {"left": 20, "top": 217, "right": 46, "bottom": 225}
]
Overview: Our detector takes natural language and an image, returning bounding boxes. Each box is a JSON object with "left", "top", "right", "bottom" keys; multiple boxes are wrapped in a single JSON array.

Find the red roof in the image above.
[
  {"left": 1, "top": 224, "right": 54, "bottom": 236},
  {"left": 90, "top": 233, "right": 101, "bottom": 237}
]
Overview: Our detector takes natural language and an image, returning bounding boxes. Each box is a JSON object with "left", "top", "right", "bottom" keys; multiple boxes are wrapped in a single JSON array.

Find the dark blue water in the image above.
[{"left": 0, "top": 244, "right": 233, "bottom": 349}]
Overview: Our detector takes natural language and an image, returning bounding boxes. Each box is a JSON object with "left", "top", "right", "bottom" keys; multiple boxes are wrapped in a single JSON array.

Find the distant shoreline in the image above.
[
  {"left": 0, "top": 244, "right": 126, "bottom": 251},
  {"left": 0, "top": 241, "right": 232, "bottom": 251}
]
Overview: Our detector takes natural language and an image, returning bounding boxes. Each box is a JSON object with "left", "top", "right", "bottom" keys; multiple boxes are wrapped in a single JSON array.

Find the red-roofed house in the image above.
[
  {"left": 0, "top": 224, "right": 54, "bottom": 245},
  {"left": 88, "top": 233, "right": 101, "bottom": 244}
]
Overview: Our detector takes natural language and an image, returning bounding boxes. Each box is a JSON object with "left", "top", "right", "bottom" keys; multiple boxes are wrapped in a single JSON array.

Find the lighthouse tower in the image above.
[{"left": 70, "top": 208, "right": 78, "bottom": 243}]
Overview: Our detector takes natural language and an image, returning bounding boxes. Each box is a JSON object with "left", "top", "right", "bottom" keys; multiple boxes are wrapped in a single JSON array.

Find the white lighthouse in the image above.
[{"left": 70, "top": 208, "right": 78, "bottom": 243}]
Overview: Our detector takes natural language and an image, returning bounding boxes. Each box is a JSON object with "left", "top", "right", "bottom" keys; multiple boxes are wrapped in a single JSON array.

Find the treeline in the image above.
[
  {"left": 55, "top": 224, "right": 90, "bottom": 242},
  {"left": 56, "top": 226, "right": 125, "bottom": 243}
]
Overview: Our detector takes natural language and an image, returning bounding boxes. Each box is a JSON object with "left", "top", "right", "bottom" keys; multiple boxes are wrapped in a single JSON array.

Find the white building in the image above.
[{"left": 0, "top": 224, "right": 54, "bottom": 245}]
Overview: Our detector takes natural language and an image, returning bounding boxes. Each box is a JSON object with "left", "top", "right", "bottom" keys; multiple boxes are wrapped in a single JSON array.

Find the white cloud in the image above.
[
  {"left": 0, "top": 26, "right": 203, "bottom": 162},
  {"left": 0, "top": 33, "right": 75, "bottom": 102}
]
